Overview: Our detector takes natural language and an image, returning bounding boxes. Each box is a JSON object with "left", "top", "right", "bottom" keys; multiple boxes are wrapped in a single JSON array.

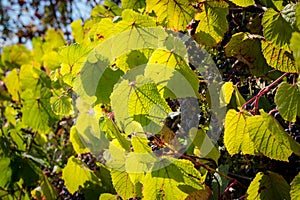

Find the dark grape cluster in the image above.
[{"left": 77, "top": 153, "right": 100, "bottom": 172}]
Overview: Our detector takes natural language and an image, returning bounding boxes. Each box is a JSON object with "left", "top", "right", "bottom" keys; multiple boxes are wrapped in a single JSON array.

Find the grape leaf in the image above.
[
  {"left": 111, "top": 75, "right": 171, "bottom": 134},
  {"left": 291, "top": 172, "right": 300, "bottom": 200},
  {"left": 1, "top": 45, "right": 32, "bottom": 69},
  {"left": 44, "top": 29, "right": 65, "bottom": 51},
  {"left": 261, "top": 40, "right": 296, "bottom": 73},
  {"left": 0, "top": 157, "right": 12, "bottom": 189},
  {"left": 246, "top": 110, "right": 300, "bottom": 161},
  {"left": 122, "top": 0, "right": 146, "bottom": 10},
  {"left": 43, "top": 51, "right": 61, "bottom": 70},
  {"left": 99, "top": 116, "right": 131, "bottom": 151},
  {"left": 4, "top": 69, "right": 21, "bottom": 102},
  {"left": 50, "top": 92, "right": 73, "bottom": 116},
  {"left": 225, "top": 33, "right": 270, "bottom": 76},
  {"left": 224, "top": 109, "right": 255, "bottom": 155},
  {"left": 114, "top": 9, "right": 156, "bottom": 32},
  {"left": 99, "top": 193, "right": 117, "bottom": 200},
  {"left": 110, "top": 169, "right": 135, "bottom": 199},
  {"left": 70, "top": 126, "right": 89, "bottom": 154},
  {"left": 142, "top": 157, "right": 204, "bottom": 200},
  {"left": 115, "top": 49, "right": 153, "bottom": 72},
  {"left": 275, "top": 82, "right": 300, "bottom": 122},
  {"left": 247, "top": 171, "right": 290, "bottom": 199},
  {"left": 290, "top": 32, "right": 300, "bottom": 72},
  {"left": 220, "top": 82, "right": 234, "bottom": 107},
  {"left": 262, "top": 7, "right": 294, "bottom": 50},
  {"left": 62, "top": 156, "right": 102, "bottom": 194},
  {"left": 91, "top": 0, "right": 122, "bottom": 18},
  {"left": 190, "top": 128, "right": 220, "bottom": 164},
  {"left": 296, "top": 3, "right": 300, "bottom": 29},
  {"left": 21, "top": 88, "right": 57, "bottom": 133},
  {"left": 71, "top": 19, "right": 84, "bottom": 43},
  {"left": 146, "top": 49, "right": 199, "bottom": 98},
  {"left": 75, "top": 99, "right": 110, "bottom": 155},
  {"left": 194, "top": 1, "right": 229, "bottom": 47},
  {"left": 146, "top": 0, "right": 196, "bottom": 31},
  {"left": 228, "top": 0, "right": 254, "bottom": 7}
]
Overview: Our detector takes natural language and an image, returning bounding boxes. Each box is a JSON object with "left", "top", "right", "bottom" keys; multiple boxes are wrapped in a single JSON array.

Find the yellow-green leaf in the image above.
[
  {"left": 291, "top": 172, "right": 300, "bottom": 200},
  {"left": 224, "top": 109, "right": 255, "bottom": 155},
  {"left": 194, "top": 1, "right": 229, "bottom": 47},
  {"left": 275, "top": 82, "right": 300, "bottom": 122},
  {"left": 228, "top": 0, "right": 254, "bottom": 7},
  {"left": 247, "top": 172, "right": 290, "bottom": 200},
  {"left": 146, "top": 0, "right": 196, "bottom": 31},
  {"left": 247, "top": 110, "right": 300, "bottom": 161}
]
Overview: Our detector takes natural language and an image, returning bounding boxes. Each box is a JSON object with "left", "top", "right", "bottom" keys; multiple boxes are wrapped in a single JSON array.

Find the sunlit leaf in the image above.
[
  {"left": 262, "top": 6, "right": 295, "bottom": 50},
  {"left": 1, "top": 45, "right": 32, "bottom": 69},
  {"left": 228, "top": 0, "right": 254, "bottom": 7},
  {"left": 224, "top": 109, "right": 255, "bottom": 155},
  {"left": 4, "top": 69, "right": 21, "bottom": 101},
  {"left": 261, "top": 40, "right": 296, "bottom": 73},
  {"left": 111, "top": 75, "right": 171, "bottom": 134},
  {"left": 0, "top": 157, "right": 12, "bottom": 189},
  {"left": 70, "top": 126, "right": 89, "bottom": 154},
  {"left": 247, "top": 171, "right": 290, "bottom": 199},
  {"left": 225, "top": 33, "right": 270, "bottom": 76},
  {"left": 62, "top": 156, "right": 101, "bottom": 194},
  {"left": 142, "top": 157, "right": 204, "bottom": 200},
  {"left": 220, "top": 82, "right": 234, "bottom": 107},
  {"left": 291, "top": 172, "right": 300, "bottom": 200},
  {"left": 246, "top": 110, "right": 300, "bottom": 161},
  {"left": 290, "top": 32, "right": 300, "bottom": 71},
  {"left": 194, "top": 1, "right": 229, "bottom": 47},
  {"left": 122, "top": 0, "right": 146, "bottom": 10},
  {"left": 146, "top": 0, "right": 196, "bottom": 31},
  {"left": 275, "top": 82, "right": 300, "bottom": 122}
]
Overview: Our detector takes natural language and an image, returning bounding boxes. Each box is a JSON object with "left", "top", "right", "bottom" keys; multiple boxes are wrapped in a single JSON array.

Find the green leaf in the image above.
[
  {"left": 114, "top": 9, "right": 156, "bottom": 32},
  {"left": 220, "top": 82, "right": 234, "bottom": 107},
  {"left": 62, "top": 156, "right": 102, "bottom": 194},
  {"left": 70, "top": 126, "right": 89, "bottom": 154},
  {"left": 262, "top": 7, "right": 294, "bottom": 50},
  {"left": 296, "top": 3, "right": 300, "bottom": 29},
  {"left": 71, "top": 19, "right": 84, "bottom": 43},
  {"left": 290, "top": 32, "right": 300, "bottom": 71},
  {"left": 75, "top": 99, "right": 110, "bottom": 154},
  {"left": 194, "top": 1, "right": 229, "bottom": 47},
  {"left": 146, "top": 49, "right": 199, "bottom": 98},
  {"left": 40, "top": 174, "right": 58, "bottom": 200},
  {"left": 247, "top": 171, "right": 290, "bottom": 200},
  {"left": 74, "top": 52, "right": 124, "bottom": 104},
  {"left": 21, "top": 88, "right": 57, "bottom": 133},
  {"left": 99, "top": 193, "right": 118, "bottom": 200},
  {"left": 0, "top": 157, "right": 12, "bottom": 189},
  {"left": 142, "top": 157, "right": 204, "bottom": 200},
  {"left": 42, "top": 51, "right": 61, "bottom": 70},
  {"left": 225, "top": 33, "right": 270, "bottom": 76},
  {"left": 228, "top": 0, "right": 254, "bottom": 7},
  {"left": 261, "top": 40, "right": 297, "bottom": 73},
  {"left": 224, "top": 109, "right": 255, "bottom": 155},
  {"left": 115, "top": 49, "right": 153, "bottom": 72},
  {"left": 111, "top": 169, "right": 135, "bottom": 199},
  {"left": 275, "top": 82, "right": 300, "bottom": 122},
  {"left": 44, "top": 29, "right": 66, "bottom": 51},
  {"left": 99, "top": 116, "right": 131, "bottom": 151},
  {"left": 91, "top": 0, "right": 122, "bottom": 18},
  {"left": 1, "top": 45, "right": 32, "bottom": 69},
  {"left": 291, "top": 172, "right": 300, "bottom": 200},
  {"left": 50, "top": 92, "right": 73, "bottom": 116},
  {"left": 122, "top": 0, "right": 146, "bottom": 10},
  {"left": 111, "top": 75, "right": 171, "bottom": 134},
  {"left": 246, "top": 110, "right": 300, "bottom": 161},
  {"left": 146, "top": 0, "right": 196, "bottom": 31},
  {"left": 190, "top": 128, "right": 220, "bottom": 164},
  {"left": 4, "top": 69, "right": 21, "bottom": 101}
]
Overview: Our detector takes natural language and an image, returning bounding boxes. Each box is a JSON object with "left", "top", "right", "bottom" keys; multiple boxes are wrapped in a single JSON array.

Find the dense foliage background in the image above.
[{"left": 0, "top": 0, "right": 300, "bottom": 199}]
